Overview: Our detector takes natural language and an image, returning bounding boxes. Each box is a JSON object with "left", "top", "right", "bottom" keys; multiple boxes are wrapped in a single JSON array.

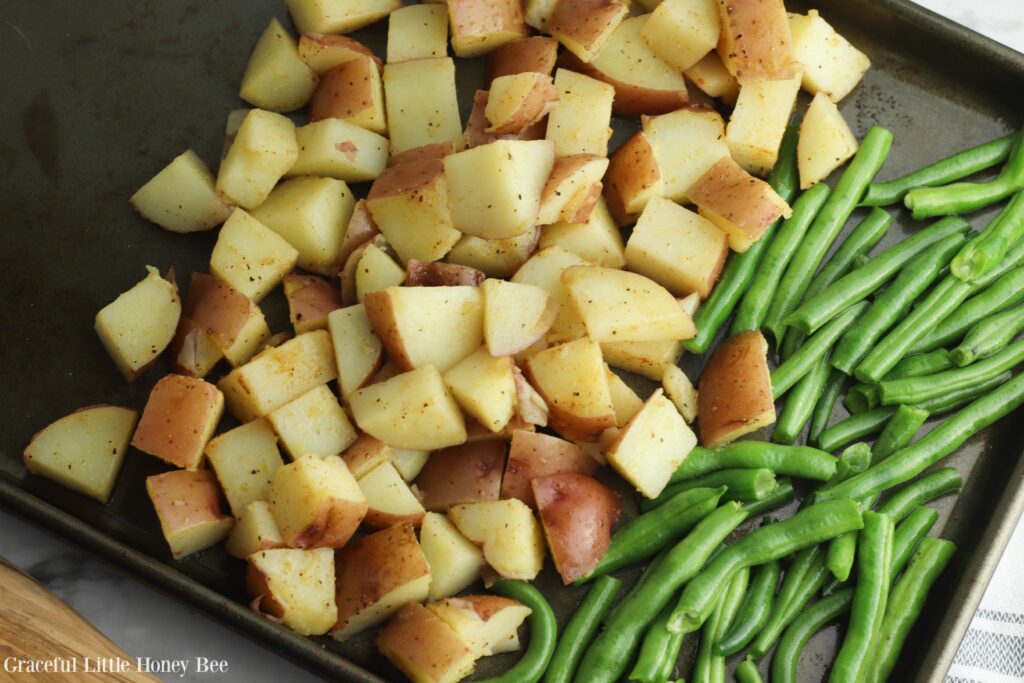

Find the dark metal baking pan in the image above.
[{"left": 0, "top": 0, "right": 1022, "bottom": 680}]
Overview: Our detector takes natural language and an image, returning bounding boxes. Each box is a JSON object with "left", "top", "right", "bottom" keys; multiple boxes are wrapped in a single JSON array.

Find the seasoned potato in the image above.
[
  {"left": 247, "top": 547, "right": 336, "bottom": 636},
  {"left": 355, "top": 244, "right": 405, "bottom": 303},
  {"left": 547, "top": 0, "right": 628, "bottom": 63},
  {"left": 464, "top": 89, "right": 548, "bottom": 149},
  {"left": 541, "top": 197, "right": 626, "bottom": 268},
  {"left": 205, "top": 419, "right": 284, "bottom": 517},
  {"left": 147, "top": 469, "right": 234, "bottom": 559},
  {"left": 290, "top": 118, "right": 388, "bottom": 182},
  {"left": 328, "top": 304, "right": 384, "bottom": 398},
  {"left": 537, "top": 154, "right": 608, "bottom": 226},
  {"left": 420, "top": 512, "right": 486, "bottom": 600},
  {"left": 226, "top": 501, "right": 286, "bottom": 559},
  {"left": 717, "top": 0, "right": 796, "bottom": 82},
  {"left": 23, "top": 405, "right": 137, "bottom": 503},
  {"left": 391, "top": 448, "right": 429, "bottom": 481},
  {"left": 663, "top": 365, "right": 698, "bottom": 423},
  {"left": 239, "top": 18, "right": 317, "bottom": 113},
  {"left": 601, "top": 338, "right": 683, "bottom": 381},
  {"left": 726, "top": 72, "right": 803, "bottom": 176},
  {"left": 297, "top": 32, "right": 380, "bottom": 74},
  {"left": 181, "top": 272, "right": 256, "bottom": 353},
  {"left": 284, "top": 0, "right": 402, "bottom": 34},
  {"left": 428, "top": 595, "right": 531, "bottom": 656},
  {"left": 267, "top": 385, "right": 357, "bottom": 460},
  {"left": 698, "top": 330, "right": 775, "bottom": 447},
  {"left": 216, "top": 109, "right": 298, "bottom": 210},
  {"left": 447, "top": 227, "right": 540, "bottom": 279},
  {"left": 641, "top": 0, "right": 720, "bottom": 72},
  {"left": 270, "top": 454, "right": 367, "bottom": 549},
  {"left": 545, "top": 69, "right": 615, "bottom": 157},
  {"left": 220, "top": 305, "right": 272, "bottom": 367},
  {"left": 500, "top": 430, "right": 596, "bottom": 507},
  {"left": 130, "top": 150, "right": 230, "bottom": 233},
  {"left": 789, "top": 9, "right": 870, "bottom": 102},
  {"left": 511, "top": 245, "right": 589, "bottom": 342},
  {"left": 685, "top": 51, "right": 740, "bottom": 105},
  {"left": 533, "top": 473, "right": 620, "bottom": 583},
  {"left": 282, "top": 274, "right": 341, "bottom": 334},
  {"left": 449, "top": 499, "right": 546, "bottom": 580},
  {"left": 359, "top": 461, "right": 427, "bottom": 528},
  {"left": 448, "top": 0, "right": 528, "bottom": 58},
  {"left": 210, "top": 209, "right": 298, "bottom": 303},
  {"left": 387, "top": 4, "right": 448, "bottom": 62},
  {"left": 485, "top": 73, "right": 559, "bottom": 135},
  {"left": 406, "top": 260, "right": 484, "bottom": 287},
  {"left": 388, "top": 142, "right": 454, "bottom": 167},
  {"left": 339, "top": 199, "right": 380, "bottom": 265},
  {"left": 168, "top": 318, "right": 222, "bottom": 380},
  {"left": 643, "top": 108, "right": 730, "bottom": 203},
  {"left": 524, "top": 337, "right": 615, "bottom": 441},
  {"left": 489, "top": 36, "right": 559, "bottom": 79},
  {"left": 443, "top": 347, "right": 517, "bottom": 434},
  {"left": 340, "top": 434, "right": 392, "bottom": 479},
  {"left": 514, "top": 367, "right": 550, "bottom": 427},
  {"left": 131, "top": 375, "right": 223, "bottom": 470},
  {"left": 606, "top": 368, "right": 644, "bottom": 426},
  {"left": 481, "top": 278, "right": 556, "bottom": 357},
  {"left": 798, "top": 92, "right": 859, "bottom": 188},
  {"left": 383, "top": 58, "right": 464, "bottom": 155},
  {"left": 309, "top": 57, "right": 386, "bottom": 134},
  {"left": 377, "top": 603, "right": 478, "bottom": 683},
  {"left": 604, "top": 131, "right": 664, "bottom": 225},
  {"left": 416, "top": 441, "right": 506, "bottom": 512}
]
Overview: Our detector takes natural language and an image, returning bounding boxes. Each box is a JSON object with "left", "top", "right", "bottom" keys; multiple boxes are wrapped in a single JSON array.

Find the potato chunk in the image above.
[
  {"left": 605, "top": 131, "right": 663, "bottom": 224},
  {"left": 547, "top": 0, "right": 628, "bottom": 63},
  {"left": 798, "top": 92, "right": 859, "bottom": 188},
  {"left": 789, "top": 9, "right": 870, "bottom": 102},
  {"left": 283, "top": 274, "right": 342, "bottom": 333},
  {"left": 420, "top": 512, "right": 486, "bottom": 600},
  {"left": 641, "top": 0, "right": 720, "bottom": 72},
  {"left": 359, "top": 462, "right": 427, "bottom": 528},
  {"left": 450, "top": 499, "right": 546, "bottom": 580},
  {"left": 726, "top": 73, "right": 803, "bottom": 176},
  {"left": 443, "top": 347, "right": 517, "bottom": 433},
  {"left": 355, "top": 245, "right": 405, "bottom": 302},
  {"left": 240, "top": 18, "right": 317, "bottom": 112},
  {"left": 216, "top": 109, "right": 298, "bottom": 210},
  {"left": 387, "top": 4, "right": 448, "bottom": 62},
  {"left": 663, "top": 365, "right": 698, "bottom": 423},
  {"left": 601, "top": 339, "right": 682, "bottom": 381},
  {"left": 488, "top": 36, "right": 559, "bottom": 79},
  {"left": 308, "top": 57, "right": 386, "bottom": 135},
  {"left": 289, "top": 118, "right": 389, "bottom": 182},
  {"left": 447, "top": 228, "right": 540, "bottom": 278},
  {"left": 267, "top": 385, "right": 358, "bottom": 459},
  {"left": 541, "top": 197, "right": 626, "bottom": 268},
  {"left": 716, "top": 0, "right": 796, "bottom": 82},
  {"left": 383, "top": 58, "right": 464, "bottom": 155},
  {"left": 415, "top": 441, "right": 505, "bottom": 512},
  {"left": 534, "top": 473, "right": 620, "bottom": 583},
  {"left": 284, "top": 0, "right": 402, "bottom": 34},
  {"left": 642, "top": 108, "right": 729, "bottom": 203},
  {"left": 545, "top": 69, "right": 614, "bottom": 157},
  {"left": 524, "top": 337, "right": 615, "bottom": 441},
  {"left": 448, "top": 0, "right": 528, "bottom": 58},
  {"left": 297, "top": 32, "right": 380, "bottom": 74},
  {"left": 205, "top": 419, "right": 285, "bottom": 517},
  {"left": 226, "top": 501, "right": 286, "bottom": 559},
  {"left": 537, "top": 154, "right": 608, "bottom": 226},
  {"left": 327, "top": 304, "right": 384, "bottom": 397},
  {"left": 377, "top": 603, "right": 478, "bottom": 683},
  {"left": 147, "top": 470, "right": 234, "bottom": 559},
  {"left": 428, "top": 596, "right": 531, "bottom": 657},
  {"left": 270, "top": 454, "right": 367, "bottom": 549},
  {"left": 685, "top": 51, "right": 740, "bottom": 105},
  {"left": 500, "top": 430, "right": 596, "bottom": 507},
  {"left": 130, "top": 150, "right": 230, "bottom": 233},
  {"left": 481, "top": 278, "right": 555, "bottom": 356},
  {"left": 247, "top": 548, "right": 336, "bottom": 636},
  {"left": 23, "top": 405, "right": 137, "bottom": 503},
  {"left": 131, "top": 375, "right": 224, "bottom": 470},
  {"left": 485, "top": 73, "right": 559, "bottom": 135},
  {"left": 698, "top": 330, "right": 776, "bottom": 447},
  {"left": 210, "top": 209, "right": 299, "bottom": 302},
  {"left": 511, "top": 245, "right": 588, "bottom": 342}
]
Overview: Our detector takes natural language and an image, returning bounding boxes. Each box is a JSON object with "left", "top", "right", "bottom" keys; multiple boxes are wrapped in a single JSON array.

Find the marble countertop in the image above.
[{"left": 1, "top": 2, "right": 1022, "bottom": 682}]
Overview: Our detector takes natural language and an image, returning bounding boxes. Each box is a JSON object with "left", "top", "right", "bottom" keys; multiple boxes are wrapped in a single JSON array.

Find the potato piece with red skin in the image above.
[
  {"left": 605, "top": 131, "right": 663, "bottom": 226},
  {"left": 533, "top": 472, "right": 620, "bottom": 583},
  {"left": 537, "top": 154, "right": 608, "bottom": 226},
  {"left": 147, "top": 469, "right": 234, "bottom": 559},
  {"left": 388, "top": 142, "right": 454, "bottom": 167},
  {"left": 377, "top": 602, "right": 478, "bottom": 683},
  {"left": 716, "top": 0, "right": 796, "bottom": 82},
  {"left": 341, "top": 434, "right": 392, "bottom": 479},
  {"left": 415, "top": 441, "right": 506, "bottom": 512},
  {"left": 283, "top": 274, "right": 341, "bottom": 334},
  {"left": 464, "top": 90, "right": 548, "bottom": 149},
  {"left": 247, "top": 547, "right": 336, "bottom": 636},
  {"left": 297, "top": 32, "right": 381, "bottom": 75},
  {"left": 488, "top": 37, "right": 559, "bottom": 80},
  {"left": 485, "top": 73, "right": 559, "bottom": 135},
  {"left": 338, "top": 200, "right": 380, "bottom": 273},
  {"left": 269, "top": 455, "right": 368, "bottom": 549},
  {"left": 428, "top": 595, "right": 531, "bottom": 656},
  {"left": 524, "top": 337, "right": 616, "bottom": 442},
  {"left": 547, "top": 0, "right": 628, "bottom": 63},
  {"left": 308, "top": 57, "right": 386, "bottom": 134},
  {"left": 167, "top": 317, "right": 223, "bottom": 379},
  {"left": 358, "top": 461, "right": 427, "bottom": 529},
  {"left": 698, "top": 330, "right": 776, "bottom": 447},
  {"left": 406, "top": 260, "right": 486, "bottom": 287},
  {"left": 448, "top": 0, "right": 528, "bottom": 58},
  {"left": 131, "top": 374, "right": 224, "bottom": 470},
  {"left": 500, "top": 430, "right": 596, "bottom": 507}
]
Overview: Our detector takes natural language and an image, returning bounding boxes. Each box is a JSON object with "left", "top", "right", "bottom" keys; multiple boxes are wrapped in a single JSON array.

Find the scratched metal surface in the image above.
[{"left": 0, "top": 1, "right": 1022, "bottom": 681}]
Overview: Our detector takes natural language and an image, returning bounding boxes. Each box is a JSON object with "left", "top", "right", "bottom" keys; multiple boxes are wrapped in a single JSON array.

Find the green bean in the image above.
[
  {"left": 915, "top": 371, "right": 1012, "bottom": 415},
  {"left": 809, "top": 369, "right": 846, "bottom": 445},
  {"left": 731, "top": 183, "right": 832, "bottom": 336},
  {"left": 779, "top": 327, "right": 805, "bottom": 363},
  {"left": 831, "top": 232, "right": 969, "bottom": 373},
  {"left": 772, "top": 302, "right": 868, "bottom": 398},
  {"left": 582, "top": 487, "right": 725, "bottom": 582},
  {"left": 630, "top": 603, "right": 683, "bottom": 683},
  {"left": 816, "top": 406, "right": 897, "bottom": 453},
  {"left": 668, "top": 499, "right": 864, "bottom": 634},
  {"left": 952, "top": 190, "right": 1024, "bottom": 281},
  {"left": 764, "top": 127, "right": 894, "bottom": 341},
  {"left": 683, "top": 125, "right": 800, "bottom": 354},
  {"left": 814, "top": 370, "right": 1017, "bottom": 503},
  {"left": 770, "top": 588, "right": 854, "bottom": 683},
  {"left": 868, "top": 537, "right": 956, "bottom": 683},
  {"left": 692, "top": 568, "right": 748, "bottom": 683},
  {"left": 879, "top": 336, "right": 1024, "bottom": 405},
  {"left": 544, "top": 576, "right": 621, "bottom": 683},
  {"left": 876, "top": 467, "right": 963, "bottom": 523},
  {"left": 846, "top": 350, "right": 957, "bottom": 413},
  {"left": 874, "top": 405, "right": 930, "bottom": 463},
  {"left": 670, "top": 442, "right": 837, "bottom": 483},
  {"left": 741, "top": 478, "right": 797, "bottom": 516},
  {"left": 889, "top": 506, "right": 940, "bottom": 580},
  {"left": 862, "top": 132, "right": 1017, "bottom": 206},
  {"left": 643, "top": 473, "right": 773, "bottom": 512},
  {"left": 829, "top": 512, "right": 893, "bottom": 682},
  {"left": 823, "top": 454, "right": 874, "bottom": 583},
  {"left": 575, "top": 503, "right": 749, "bottom": 683},
  {"left": 826, "top": 531, "right": 858, "bottom": 583},
  {"left": 478, "top": 580, "right": 557, "bottom": 683},
  {"left": 951, "top": 301, "right": 1024, "bottom": 366},
  {"left": 735, "top": 656, "right": 763, "bottom": 683},
  {"left": 831, "top": 442, "right": 873, "bottom": 484},
  {"left": 773, "top": 356, "right": 832, "bottom": 444},
  {"left": 749, "top": 546, "right": 831, "bottom": 658},
  {"left": 804, "top": 207, "right": 892, "bottom": 302},
  {"left": 716, "top": 560, "right": 781, "bottom": 656}
]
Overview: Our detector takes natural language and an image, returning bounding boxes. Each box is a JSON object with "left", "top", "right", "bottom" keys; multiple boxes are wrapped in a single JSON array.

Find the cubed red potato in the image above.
[
  {"left": 406, "top": 260, "right": 486, "bottom": 287},
  {"left": 131, "top": 374, "right": 224, "bottom": 470},
  {"left": 377, "top": 603, "right": 478, "bottom": 683},
  {"left": 500, "top": 430, "right": 597, "bottom": 507},
  {"left": 283, "top": 274, "right": 342, "bottom": 334},
  {"left": 488, "top": 36, "right": 559, "bottom": 80},
  {"left": 146, "top": 469, "right": 233, "bottom": 559},
  {"left": 698, "top": 330, "right": 776, "bottom": 447},
  {"left": 415, "top": 441, "right": 506, "bottom": 512}
]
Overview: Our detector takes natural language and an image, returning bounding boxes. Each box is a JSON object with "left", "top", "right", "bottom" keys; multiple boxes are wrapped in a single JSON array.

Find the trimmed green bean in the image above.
[
  {"left": 735, "top": 656, "right": 763, "bottom": 683},
  {"left": 831, "top": 231, "right": 969, "bottom": 373},
  {"left": 874, "top": 405, "right": 930, "bottom": 463},
  {"left": 741, "top": 479, "right": 797, "bottom": 516},
  {"left": 478, "top": 580, "right": 556, "bottom": 683},
  {"left": 953, "top": 189, "right": 1024, "bottom": 281},
  {"left": 670, "top": 442, "right": 837, "bottom": 483},
  {"left": 877, "top": 467, "right": 963, "bottom": 523},
  {"left": 915, "top": 371, "right": 1012, "bottom": 415},
  {"left": 804, "top": 207, "right": 893, "bottom": 301},
  {"left": 846, "top": 350, "right": 956, "bottom": 413},
  {"left": 716, "top": 560, "right": 781, "bottom": 656},
  {"left": 692, "top": 567, "right": 748, "bottom": 683},
  {"left": 951, "top": 301, "right": 1024, "bottom": 366},
  {"left": 544, "top": 576, "right": 621, "bottom": 683},
  {"left": 772, "top": 302, "right": 868, "bottom": 398},
  {"left": 749, "top": 546, "right": 831, "bottom": 658},
  {"left": 732, "top": 183, "right": 832, "bottom": 336},
  {"left": 683, "top": 125, "right": 800, "bottom": 354},
  {"left": 890, "top": 506, "right": 941, "bottom": 579},
  {"left": 779, "top": 327, "right": 805, "bottom": 363},
  {"left": 809, "top": 369, "right": 846, "bottom": 445},
  {"left": 643, "top": 473, "right": 773, "bottom": 513},
  {"left": 582, "top": 487, "right": 725, "bottom": 582},
  {"left": 816, "top": 406, "right": 897, "bottom": 453},
  {"left": 764, "top": 126, "right": 894, "bottom": 341},
  {"left": 862, "top": 133, "right": 1017, "bottom": 206},
  {"left": 774, "top": 356, "right": 832, "bottom": 444},
  {"left": 829, "top": 442, "right": 873, "bottom": 485},
  {"left": 630, "top": 603, "right": 683, "bottom": 683},
  {"left": 770, "top": 588, "right": 854, "bottom": 683},
  {"left": 868, "top": 537, "right": 956, "bottom": 682}
]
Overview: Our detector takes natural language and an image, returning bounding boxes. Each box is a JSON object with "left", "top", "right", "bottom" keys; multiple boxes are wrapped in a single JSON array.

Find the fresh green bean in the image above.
[
  {"left": 764, "top": 126, "right": 894, "bottom": 341},
  {"left": 846, "top": 350, "right": 957, "bottom": 413},
  {"left": 951, "top": 301, "right": 1024, "bottom": 366},
  {"left": 823, "top": 456, "right": 875, "bottom": 583},
  {"left": 879, "top": 336, "right": 1024, "bottom": 405},
  {"left": 868, "top": 537, "right": 956, "bottom": 683},
  {"left": 749, "top": 546, "right": 831, "bottom": 658},
  {"left": 876, "top": 467, "right": 963, "bottom": 523},
  {"left": 735, "top": 656, "right": 764, "bottom": 683},
  {"left": 862, "top": 133, "right": 1017, "bottom": 206},
  {"left": 544, "top": 576, "right": 621, "bottom": 683},
  {"left": 772, "top": 302, "right": 868, "bottom": 398},
  {"left": 692, "top": 568, "right": 748, "bottom": 683},
  {"left": 668, "top": 499, "right": 864, "bottom": 634},
  {"left": 821, "top": 442, "right": 872, "bottom": 491},
  {"left": 831, "top": 232, "right": 969, "bottom": 373},
  {"left": 716, "top": 560, "right": 781, "bottom": 656},
  {"left": 915, "top": 371, "right": 1013, "bottom": 415},
  {"left": 826, "top": 530, "right": 858, "bottom": 583},
  {"left": 809, "top": 369, "right": 846, "bottom": 445},
  {"left": 889, "top": 506, "right": 941, "bottom": 579},
  {"left": 804, "top": 207, "right": 893, "bottom": 302},
  {"left": 952, "top": 190, "right": 1024, "bottom": 281},
  {"left": 630, "top": 603, "right": 683, "bottom": 683},
  {"left": 816, "top": 406, "right": 897, "bottom": 453},
  {"left": 786, "top": 216, "right": 970, "bottom": 335},
  {"left": 683, "top": 125, "right": 800, "bottom": 354},
  {"left": 478, "top": 580, "right": 556, "bottom": 683},
  {"left": 741, "top": 479, "right": 797, "bottom": 516},
  {"left": 774, "top": 356, "right": 832, "bottom": 444},
  {"left": 770, "top": 588, "right": 855, "bottom": 683},
  {"left": 643, "top": 473, "right": 773, "bottom": 512},
  {"left": 670, "top": 442, "right": 837, "bottom": 483},
  {"left": 582, "top": 488, "right": 725, "bottom": 582},
  {"left": 874, "top": 405, "right": 930, "bottom": 463},
  {"left": 731, "top": 183, "right": 831, "bottom": 336},
  {"left": 829, "top": 512, "right": 893, "bottom": 682},
  {"left": 574, "top": 503, "right": 749, "bottom": 683}
]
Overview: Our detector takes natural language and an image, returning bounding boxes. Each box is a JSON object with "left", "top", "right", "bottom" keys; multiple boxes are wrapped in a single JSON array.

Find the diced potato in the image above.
[
  {"left": 147, "top": 470, "right": 234, "bottom": 559},
  {"left": 698, "top": 330, "right": 775, "bottom": 447},
  {"left": 545, "top": 69, "right": 615, "bottom": 157},
  {"left": 717, "top": 0, "right": 796, "bottom": 82},
  {"left": 383, "top": 58, "right": 464, "bottom": 155},
  {"left": 534, "top": 473, "right": 620, "bottom": 583},
  {"left": 547, "top": 0, "right": 628, "bottom": 63},
  {"left": 798, "top": 92, "right": 859, "bottom": 188},
  {"left": 355, "top": 244, "right": 405, "bottom": 303},
  {"left": 685, "top": 51, "right": 740, "bottom": 105},
  {"left": 537, "top": 154, "right": 608, "bottom": 226},
  {"left": 445, "top": 140, "right": 555, "bottom": 240},
  {"left": 130, "top": 150, "right": 231, "bottom": 233},
  {"left": 388, "top": 4, "right": 448, "bottom": 62},
  {"left": 23, "top": 405, "right": 137, "bottom": 503},
  {"left": 500, "top": 430, "right": 596, "bottom": 506},
  {"left": 485, "top": 73, "right": 558, "bottom": 136},
  {"left": 349, "top": 366, "right": 468, "bottom": 450},
  {"left": 247, "top": 547, "right": 336, "bottom": 635},
  {"left": 221, "top": 305, "right": 271, "bottom": 367},
  {"left": 205, "top": 419, "right": 285, "bottom": 517},
  {"left": 416, "top": 441, "right": 506, "bottom": 512},
  {"left": 689, "top": 156, "right": 792, "bottom": 252},
  {"left": 284, "top": 0, "right": 402, "bottom": 34},
  {"left": 511, "top": 246, "right": 589, "bottom": 342},
  {"left": 270, "top": 454, "right": 367, "bottom": 548},
  {"left": 169, "top": 318, "right": 223, "bottom": 379},
  {"left": 340, "top": 434, "right": 392, "bottom": 479},
  {"left": 283, "top": 274, "right": 341, "bottom": 334},
  {"left": 428, "top": 596, "right": 531, "bottom": 656},
  {"left": 297, "top": 32, "right": 380, "bottom": 74},
  {"left": 488, "top": 36, "right": 559, "bottom": 79},
  {"left": 601, "top": 338, "right": 682, "bottom": 381},
  {"left": 449, "top": 499, "right": 545, "bottom": 579},
  {"left": 524, "top": 0, "right": 558, "bottom": 31},
  {"left": 541, "top": 197, "right": 626, "bottom": 268},
  {"left": 226, "top": 501, "right": 285, "bottom": 559},
  {"left": 406, "top": 260, "right": 485, "bottom": 287},
  {"left": 481, "top": 278, "right": 555, "bottom": 357},
  {"left": 210, "top": 209, "right": 298, "bottom": 303},
  {"left": 131, "top": 375, "right": 224, "bottom": 470},
  {"left": 679, "top": 291, "right": 701, "bottom": 317},
  {"left": 604, "top": 131, "right": 663, "bottom": 225},
  {"left": 726, "top": 73, "right": 803, "bottom": 176},
  {"left": 789, "top": 9, "right": 870, "bottom": 102},
  {"left": 358, "top": 461, "right": 427, "bottom": 528},
  {"left": 391, "top": 448, "right": 429, "bottom": 481},
  {"left": 514, "top": 366, "right": 551, "bottom": 425},
  {"left": 641, "top": 0, "right": 720, "bottom": 72},
  {"left": 221, "top": 108, "right": 251, "bottom": 161},
  {"left": 663, "top": 365, "right": 698, "bottom": 423},
  {"left": 606, "top": 369, "right": 644, "bottom": 427},
  {"left": 464, "top": 88, "right": 549, "bottom": 149},
  {"left": 181, "top": 272, "right": 256, "bottom": 353},
  {"left": 327, "top": 304, "right": 384, "bottom": 397},
  {"left": 448, "top": 0, "right": 528, "bottom": 58},
  {"left": 94, "top": 266, "right": 180, "bottom": 381},
  {"left": 240, "top": 18, "right": 317, "bottom": 112},
  {"left": 420, "top": 512, "right": 486, "bottom": 600},
  {"left": 642, "top": 108, "right": 729, "bottom": 202},
  {"left": 289, "top": 118, "right": 388, "bottom": 182},
  {"left": 216, "top": 109, "right": 298, "bottom": 210},
  {"left": 524, "top": 337, "right": 615, "bottom": 441},
  {"left": 339, "top": 198, "right": 381, "bottom": 265},
  {"left": 267, "top": 385, "right": 357, "bottom": 459},
  {"left": 219, "top": 330, "right": 338, "bottom": 421},
  {"left": 366, "top": 158, "right": 461, "bottom": 264},
  {"left": 625, "top": 196, "right": 729, "bottom": 297},
  {"left": 250, "top": 176, "right": 355, "bottom": 276},
  {"left": 443, "top": 347, "right": 517, "bottom": 433},
  {"left": 606, "top": 388, "right": 696, "bottom": 498},
  {"left": 447, "top": 228, "right": 540, "bottom": 279},
  {"left": 309, "top": 57, "right": 387, "bottom": 135},
  {"left": 377, "top": 603, "right": 478, "bottom": 683}
]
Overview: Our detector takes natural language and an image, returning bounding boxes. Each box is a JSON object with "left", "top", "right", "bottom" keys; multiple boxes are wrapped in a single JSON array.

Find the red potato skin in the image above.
[
  {"left": 340, "top": 433, "right": 391, "bottom": 478},
  {"left": 387, "top": 141, "right": 455, "bottom": 167},
  {"left": 465, "top": 90, "right": 548, "bottom": 149},
  {"left": 298, "top": 33, "right": 382, "bottom": 72},
  {"left": 547, "top": 0, "right": 628, "bottom": 61},
  {"left": 414, "top": 441, "right": 506, "bottom": 512},
  {"left": 309, "top": 57, "right": 379, "bottom": 123},
  {"left": 716, "top": 0, "right": 796, "bottom": 82},
  {"left": 338, "top": 200, "right": 380, "bottom": 273},
  {"left": 184, "top": 272, "right": 254, "bottom": 350},
  {"left": 284, "top": 274, "right": 342, "bottom": 331},
  {"left": 406, "top": 260, "right": 486, "bottom": 287},
  {"left": 686, "top": 156, "right": 791, "bottom": 246},
  {"left": 532, "top": 472, "right": 620, "bottom": 584},
  {"left": 486, "top": 74, "right": 559, "bottom": 135},
  {"left": 147, "top": 469, "right": 231, "bottom": 535},
  {"left": 167, "top": 317, "right": 218, "bottom": 377},
  {"left": 247, "top": 561, "right": 286, "bottom": 620},
  {"left": 488, "top": 37, "right": 559, "bottom": 80},
  {"left": 376, "top": 603, "right": 475, "bottom": 682},
  {"left": 287, "top": 495, "right": 368, "bottom": 550},
  {"left": 604, "top": 131, "right": 662, "bottom": 226},
  {"left": 131, "top": 374, "right": 222, "bottom": 469},
  {"left": 500, "top": 430, "right": 597, "bottom": 507},
  {"left": 558, "top": 51, "right": 688, "bottom": 117},
  {"left": 697, "top": 330, "right": 776, "bottom": 447}
]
